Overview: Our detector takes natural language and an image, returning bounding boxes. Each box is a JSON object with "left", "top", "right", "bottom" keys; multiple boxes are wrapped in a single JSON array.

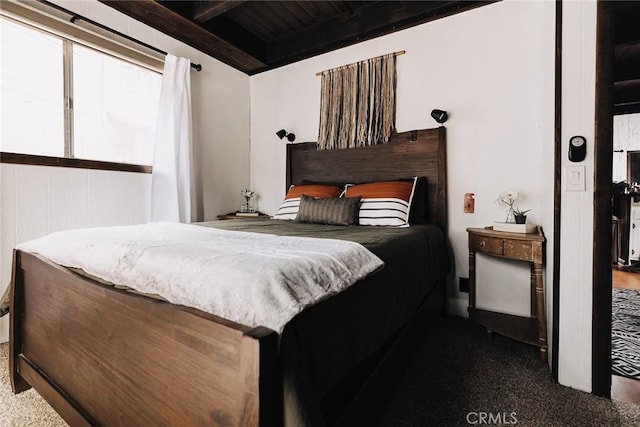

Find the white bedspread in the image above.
[{"left": 17, "top": 222, "right": 384, "bottom": 333}]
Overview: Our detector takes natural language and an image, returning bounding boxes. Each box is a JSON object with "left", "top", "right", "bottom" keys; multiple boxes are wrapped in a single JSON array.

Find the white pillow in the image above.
[{"left": 344, "top": 177, "right": 417, "bottom": 227}]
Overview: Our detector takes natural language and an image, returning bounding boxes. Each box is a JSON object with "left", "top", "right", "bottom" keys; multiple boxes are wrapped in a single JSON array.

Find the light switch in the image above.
[{"left": 565, "top": 165, "right": 586, "bottom": 191}]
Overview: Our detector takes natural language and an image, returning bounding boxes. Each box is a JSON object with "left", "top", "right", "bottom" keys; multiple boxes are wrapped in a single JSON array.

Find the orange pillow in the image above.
[
  {"left": 284, "top": 184, "right": 342, "bottom": 199},
  {"left": 344, "top": 181, "right": 414, "bottom": 201}
]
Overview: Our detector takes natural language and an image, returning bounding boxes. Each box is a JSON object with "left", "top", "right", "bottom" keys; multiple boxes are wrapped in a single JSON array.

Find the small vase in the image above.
[
  {"left": 514, "top": 215, "right": 527, "bottom": 224},
  {"left": 505, "top": 207, "right": 515, "bottom": 224}
]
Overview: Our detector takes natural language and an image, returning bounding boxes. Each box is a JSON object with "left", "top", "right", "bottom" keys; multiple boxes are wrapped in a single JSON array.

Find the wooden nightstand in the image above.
[
  {"left": 217, "top": 212, "right": 270, "bottom": 220},
  {"left": 467, "top": 226, "right": 547, "bottom": 361}
]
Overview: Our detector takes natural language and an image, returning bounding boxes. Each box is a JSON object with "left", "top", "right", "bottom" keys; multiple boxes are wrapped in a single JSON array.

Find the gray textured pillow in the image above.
[{"left": 295, "top": 194, "right": 361, "bottom": 226}]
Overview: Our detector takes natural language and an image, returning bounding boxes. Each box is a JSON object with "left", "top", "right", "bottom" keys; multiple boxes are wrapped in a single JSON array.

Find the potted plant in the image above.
[{"left": 513, "top": 207, "right": 531, "bottom": 224}]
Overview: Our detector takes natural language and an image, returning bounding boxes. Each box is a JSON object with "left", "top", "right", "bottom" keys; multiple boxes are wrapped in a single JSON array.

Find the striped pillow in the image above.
[
  {"left": 272, "top": 184, "right": 343, "bottom": 220},
  {"left": 295, "top": 194, "right": 361, "bottom": 225},
  {"left": 345, "top": 178, "right": 417, "bottom": 227}
]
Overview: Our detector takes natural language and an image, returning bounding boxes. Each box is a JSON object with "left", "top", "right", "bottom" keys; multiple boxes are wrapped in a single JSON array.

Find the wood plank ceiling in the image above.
[
  {"left": 98, "top": 0, "right": 489, "bottom": 75},
  {"left": 614, "top": 1, "right": 640, "bottom": 115}
]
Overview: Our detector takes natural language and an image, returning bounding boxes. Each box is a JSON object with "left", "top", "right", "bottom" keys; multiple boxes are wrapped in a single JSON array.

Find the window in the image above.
[
  {"left": 1, "top": 18, "right": 64, "bottom": 157},
  {"left": 73, "top": 45, "right": 160, "bottom": 165},
  {"left": 0, "top": 14, "right": 161, "bottom": 166}
]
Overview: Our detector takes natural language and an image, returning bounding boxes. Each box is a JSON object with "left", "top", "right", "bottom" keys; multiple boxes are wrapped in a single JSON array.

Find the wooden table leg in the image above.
[
  {"left": 530, "top": 263, "right": 537, "bottom": 317},
  {"left": 533, "top": 262, "right": 548, "bottom": 362},
  {"left": 469, "top": 249, "right": 476, "bottom": 310}
]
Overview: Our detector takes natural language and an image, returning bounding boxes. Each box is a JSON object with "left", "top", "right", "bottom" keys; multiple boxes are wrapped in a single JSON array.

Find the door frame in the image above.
[
  {"left": 592, "top": 0, "right": 614, "bottom": 397},
  {"left": 551, "top": 0, "right": 562, "bottom": 381}
]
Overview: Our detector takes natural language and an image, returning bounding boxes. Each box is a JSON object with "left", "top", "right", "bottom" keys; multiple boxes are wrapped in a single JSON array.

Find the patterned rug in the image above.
[{"left": 612, "top": 288, "right": 640, "bottom": 379}]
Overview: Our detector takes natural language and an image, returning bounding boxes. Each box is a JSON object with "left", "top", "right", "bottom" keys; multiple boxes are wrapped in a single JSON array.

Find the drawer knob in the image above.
[{"left": 479, "top": 241, "right": 485, "bottom": 247}]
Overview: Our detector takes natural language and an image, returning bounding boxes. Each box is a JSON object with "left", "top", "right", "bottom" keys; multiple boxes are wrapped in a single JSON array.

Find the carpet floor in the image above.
[
  {"left": 2, "top": 316, "right": 640, "bottom": 426},
  {"left": 612, "top": 288, "right": 640, "bottom": 380},
  {"left": 0, "top": 344, "right": 66, "bottom": 426},
  {"left": 376, "top": 316, "right": 640, "bottom": 426}
]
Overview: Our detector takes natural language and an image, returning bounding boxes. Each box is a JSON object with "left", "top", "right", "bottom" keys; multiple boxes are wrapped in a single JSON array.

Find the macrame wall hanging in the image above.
[{"left": 316, "top": 51, "right": 403, "bottom": 150}]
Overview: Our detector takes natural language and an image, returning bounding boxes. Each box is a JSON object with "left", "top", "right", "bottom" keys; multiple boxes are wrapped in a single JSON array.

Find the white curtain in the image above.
[{"left": 151, "top": 54, "right": 193, "bottom": 223}]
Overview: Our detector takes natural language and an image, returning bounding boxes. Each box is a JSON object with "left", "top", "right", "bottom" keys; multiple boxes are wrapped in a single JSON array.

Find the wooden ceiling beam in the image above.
[
  {"left": 615, "top": 79, "right": 640, "bottom": 105},
  {"left": 98, "top": 0, "right": 267, "bottom": 74},
  {"left": 200, "top": 15, "right": 266, "bottom": 61},
  {"left": 193, "top": 1, "right": 247, "bottom": 23},
  {"left": 265, "top": 1, "right": 491, "bottom": 69},
  {"left": 614, "top": 2, "right": 640, "bottom": 45},
  {"left": 614, "top": 102, "right": 640, "bottom": 115},
  {"left": 101, "top": 0, "right": 494, "bottom": 75},
  {"left": 615, "top": 42, "right": 640, "bottom": 82}
]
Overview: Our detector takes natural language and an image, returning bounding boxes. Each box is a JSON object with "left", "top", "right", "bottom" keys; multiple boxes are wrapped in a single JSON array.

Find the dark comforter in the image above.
[{"left": 200, "top": 219, "right": 450, "bottom": 426}]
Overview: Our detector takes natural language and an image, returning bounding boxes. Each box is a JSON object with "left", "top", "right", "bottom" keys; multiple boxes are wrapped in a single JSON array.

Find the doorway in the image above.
[
  {"left": 593, "top": 1, "right": 640, "bottom": 401},
  {"left": 611, "top": 120, "right": 640, "bottom": 402}
]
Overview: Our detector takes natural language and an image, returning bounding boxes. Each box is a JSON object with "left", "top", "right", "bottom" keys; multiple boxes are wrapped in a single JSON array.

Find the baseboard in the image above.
[
  {"left": 447, "top": 297, "right": 469, "bottom": 318},
  {"left": 0, "top": 316, "right": 8, "bottom": 344}
]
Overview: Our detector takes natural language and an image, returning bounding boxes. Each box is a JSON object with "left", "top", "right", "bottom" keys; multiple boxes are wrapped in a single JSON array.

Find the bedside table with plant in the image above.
[
  {"left": 217, "top": 188, "right": 270, "bottom": 220},
  {"left": 466, "top": 225, "right": 547, "bottom": 361},
  {"left": 466, "top": 189, "right": 547, "bottom": 361}
]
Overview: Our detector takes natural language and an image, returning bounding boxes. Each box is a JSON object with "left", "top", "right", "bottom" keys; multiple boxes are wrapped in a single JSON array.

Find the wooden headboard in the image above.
[{"left": 286, "top": 127, "right": 447, "bottom": 230}]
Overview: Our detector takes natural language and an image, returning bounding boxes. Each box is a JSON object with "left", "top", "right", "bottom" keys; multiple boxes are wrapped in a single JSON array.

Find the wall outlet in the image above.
[
  {"left": 464, "top": 193, "right": 475, "bottom": 213},
  {"left": 459, "top": 277, "right": 469, "bottom": 293}
]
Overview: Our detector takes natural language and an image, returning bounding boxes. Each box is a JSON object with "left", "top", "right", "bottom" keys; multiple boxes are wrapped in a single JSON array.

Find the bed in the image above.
[{"left": 8, "top": 126, "right": 448, "bottom": 426}]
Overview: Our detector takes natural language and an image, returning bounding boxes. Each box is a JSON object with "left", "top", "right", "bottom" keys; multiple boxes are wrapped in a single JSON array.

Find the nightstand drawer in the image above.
[
  {"left": 504, "top": 240, "right": 533, "bottom": 261},
  {"left": 470, "top": 235, "right": 504, "bottom": 256}
]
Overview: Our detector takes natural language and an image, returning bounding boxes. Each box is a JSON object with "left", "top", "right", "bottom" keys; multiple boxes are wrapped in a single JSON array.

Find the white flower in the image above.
[
  {"left": 496, "top": 189, "right": 530, "bottom": 223},
  {"left": 497, "top": 190, "right": 519, "bottom": 207},
  {"left": 241, "top": 188, "right": 254, "bottom": 199}
]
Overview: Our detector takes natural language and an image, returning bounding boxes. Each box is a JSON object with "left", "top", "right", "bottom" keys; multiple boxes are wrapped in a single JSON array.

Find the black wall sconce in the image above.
[
  {"left": 276, "top": 129, "right": 296, "bottom": 142},
  {"left": 430, "top": 109, "right": 448, "bottom": 125}
]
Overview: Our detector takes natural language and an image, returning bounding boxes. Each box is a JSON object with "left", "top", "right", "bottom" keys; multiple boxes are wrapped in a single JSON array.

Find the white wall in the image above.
[
  {"left": 250, "top": 0, "right": 555, "bottom": 351},
  {"left": 557, "top": 0, "right": 597, "bottom": 393},
  {"left": 0, "top": 165, "right": 150, "bottom": 342},
  {"left": 0, "top": 0, "right": 251, "bottom": 342}
]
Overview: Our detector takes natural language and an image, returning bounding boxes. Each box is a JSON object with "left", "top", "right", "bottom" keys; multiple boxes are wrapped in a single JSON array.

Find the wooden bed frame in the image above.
[{"left": 10, "top": 126, "right": 447, "bottom": 426}]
